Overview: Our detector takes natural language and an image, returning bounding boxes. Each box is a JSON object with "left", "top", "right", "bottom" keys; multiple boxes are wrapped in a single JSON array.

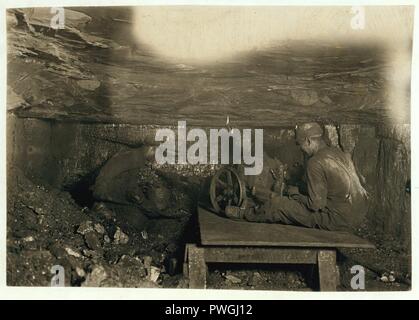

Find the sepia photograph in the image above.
[{"left": 4, "top": 4, "right": 413, "bottom": 293}]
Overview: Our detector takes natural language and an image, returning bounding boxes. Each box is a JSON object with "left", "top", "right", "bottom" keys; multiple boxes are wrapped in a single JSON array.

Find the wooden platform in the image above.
[
  {"left": 198, "top": 207, "right": 375, "bottom": 249},
  {"left": 184, "top": 207, "right": 375, "bottom": 291}
]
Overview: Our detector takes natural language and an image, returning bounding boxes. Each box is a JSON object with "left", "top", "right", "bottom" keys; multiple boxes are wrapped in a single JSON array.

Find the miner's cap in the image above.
[{"left": 295, "top": 122, "right": 324, "bottom": 143}]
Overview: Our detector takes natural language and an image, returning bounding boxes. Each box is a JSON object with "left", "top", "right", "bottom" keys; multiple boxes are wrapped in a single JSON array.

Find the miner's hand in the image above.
[{"left": 286, "top": 185, "right": 300, "bottom": 197}]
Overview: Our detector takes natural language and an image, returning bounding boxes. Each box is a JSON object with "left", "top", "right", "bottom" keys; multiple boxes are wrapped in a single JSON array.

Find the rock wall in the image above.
[
  {"left": 7, "top": 114, "right": 410, "bottom": 249},
  {"left": 375, "top": 125, "right": 411, "bottom": 248}
]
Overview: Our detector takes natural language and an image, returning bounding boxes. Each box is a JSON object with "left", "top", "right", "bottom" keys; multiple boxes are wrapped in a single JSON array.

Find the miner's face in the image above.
[{"left": 297, "top": 137, "right": 315, "bottom": 156}]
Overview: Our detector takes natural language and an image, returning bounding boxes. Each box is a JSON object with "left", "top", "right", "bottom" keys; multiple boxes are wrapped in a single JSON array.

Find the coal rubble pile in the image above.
[{"left": 7, "top": 168, "right": 189, "bottom": 287}]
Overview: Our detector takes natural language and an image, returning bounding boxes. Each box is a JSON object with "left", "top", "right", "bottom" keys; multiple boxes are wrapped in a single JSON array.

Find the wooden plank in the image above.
[
  {"left": 198, "top": 206, "right": 375, "bottom": 249},
  {"left": 204, "top": 247, "right": 318, "bottom": 264},
  {"left": 187, "top": 244, "right": 207, "bottom": 289},
  {"left": 317, "top": 250, "right": 338, "bottom": 291}
]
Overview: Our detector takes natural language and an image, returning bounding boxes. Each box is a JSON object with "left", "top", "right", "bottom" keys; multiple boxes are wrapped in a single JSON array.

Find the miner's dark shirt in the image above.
[{"left": 303, "top": 146, "right": 367, "bottom": 226}]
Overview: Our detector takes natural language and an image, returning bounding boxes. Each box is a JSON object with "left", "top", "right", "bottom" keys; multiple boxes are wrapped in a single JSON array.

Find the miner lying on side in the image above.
[{"left": 225, "top": 122, "right": 369, "bottom": 232}]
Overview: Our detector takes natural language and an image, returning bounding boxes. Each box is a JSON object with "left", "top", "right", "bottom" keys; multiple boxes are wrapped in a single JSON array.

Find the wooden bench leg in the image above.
[
  {"left": 187, "top": 244, "right": 207, "bottom": 289},
  {"left": 317, "top": 249, "right": 338, "bottom": 291}
]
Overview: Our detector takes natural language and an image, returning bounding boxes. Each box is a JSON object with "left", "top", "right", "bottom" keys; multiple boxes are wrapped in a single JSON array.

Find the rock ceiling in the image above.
[{"left": 7, "top": 7, "right": 406, "bottom": 127}]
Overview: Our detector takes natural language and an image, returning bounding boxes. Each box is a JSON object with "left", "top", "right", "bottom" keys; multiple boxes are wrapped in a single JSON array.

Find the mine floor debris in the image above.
[{"left": 7, "top": 167, "right": 410, "bottom": 290}]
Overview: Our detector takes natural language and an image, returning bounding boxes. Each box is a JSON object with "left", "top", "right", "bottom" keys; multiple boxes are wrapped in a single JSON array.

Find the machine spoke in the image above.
[
  {"left": 217, "top": 179, "right": 227, "bottom": 188},
  {"left": 233, "top": 195, "right": 239, "bottom": 204},
  {"left": 226, "top": 170, "right": 233, "bottom": 186}
]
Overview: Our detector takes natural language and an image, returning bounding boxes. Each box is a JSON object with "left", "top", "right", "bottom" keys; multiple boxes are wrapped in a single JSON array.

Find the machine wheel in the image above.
[{"left": 209, "top": 167, "right": 246, "bottom": 214}]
